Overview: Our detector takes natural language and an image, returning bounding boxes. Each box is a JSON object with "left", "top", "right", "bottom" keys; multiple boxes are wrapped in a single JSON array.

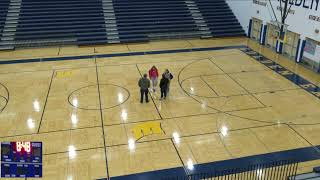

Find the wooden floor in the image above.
[{"left": 0, "top": 38, "right": 319, "bottom": 180}]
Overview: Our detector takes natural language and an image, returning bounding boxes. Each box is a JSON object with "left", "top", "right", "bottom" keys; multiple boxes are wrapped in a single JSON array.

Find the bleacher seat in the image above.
[
  {"left": 0, "top": 1, "right": 10, "bottom": 36},
  {"left": 194, "top": 0, "right": 245, "bottom": 37},
  {"left": 112, "top": 0, "right": 201, "bottom": 42},
  {"left": 16, "top": 0, "right": 107, "bottom": 46}
]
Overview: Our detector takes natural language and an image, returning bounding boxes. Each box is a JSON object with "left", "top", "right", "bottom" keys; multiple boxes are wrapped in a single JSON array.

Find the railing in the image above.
[{"left": 162, "top": 160, "right": 299, "bottom": 180}]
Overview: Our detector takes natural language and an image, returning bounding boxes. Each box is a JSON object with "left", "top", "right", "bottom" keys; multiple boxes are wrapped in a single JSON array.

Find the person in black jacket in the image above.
[
  {"left": 163, "top": 69, "right": 173, "bottom": 95},
  {"left": 159, "top": 74, "right": 169, "bottom": 100}
]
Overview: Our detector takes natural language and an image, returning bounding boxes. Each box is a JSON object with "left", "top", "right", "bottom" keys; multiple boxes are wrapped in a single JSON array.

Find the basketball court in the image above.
[{"left": 0, "top": 37, "right": 319, "bottom": 179}]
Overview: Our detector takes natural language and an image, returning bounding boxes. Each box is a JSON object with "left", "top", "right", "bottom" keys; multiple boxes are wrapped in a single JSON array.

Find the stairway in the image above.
[
  {"left": 102, "top": 0, "right": 120, "bottom": 44},
  {"left": 185, "top": 0, "right": 212, "bottom": 38}
]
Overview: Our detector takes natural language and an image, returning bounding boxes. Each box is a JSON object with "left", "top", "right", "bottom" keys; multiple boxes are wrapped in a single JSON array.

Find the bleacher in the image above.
[
  {"left": 0, "top": 0, "right": 245, "bottom": 50},
  {"left": 112, "top": 0, "right": 207, "bottom": 42},
  {"left": 194, "top": 0, "right": 244, "bottom": 37},
  {"left": 0, "top": 1, "right": 10, "bottom": 36},
  {"left": 16, "top": 0, "right": 106, "bottom": 46}
]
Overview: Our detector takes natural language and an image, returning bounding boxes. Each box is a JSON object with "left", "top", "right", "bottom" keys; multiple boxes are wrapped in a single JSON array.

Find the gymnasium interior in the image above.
[{"left": 0, "top": 0, "right": 319, "bottom": 179}]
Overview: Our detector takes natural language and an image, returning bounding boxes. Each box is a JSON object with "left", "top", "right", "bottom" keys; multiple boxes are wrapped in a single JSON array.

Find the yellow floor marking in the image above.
[
  {"left": 55, "top": 70, "right": 73, "bottom": 78},
  {"left": 132, "top": 122, "right": 163, "bottom": 141}
]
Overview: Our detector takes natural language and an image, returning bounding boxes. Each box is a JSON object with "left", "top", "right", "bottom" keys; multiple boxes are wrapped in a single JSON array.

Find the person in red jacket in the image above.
[{"left": 148, "top": 65, "right": 159, "bottom": 92}]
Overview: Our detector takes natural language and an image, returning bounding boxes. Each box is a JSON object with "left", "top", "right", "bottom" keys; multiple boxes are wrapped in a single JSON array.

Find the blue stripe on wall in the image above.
[
  {"left": 276, "top": 41, "right": 283, "bottom": 54},
  {"left": 248, "top": 19, "right": 253, "bottom": 38},
  {"left": 279, "top": 41, "right": 283, "bottom": 53},
  {"left": 299, "top": 40, "right": 306, "bottom": 61},
  {"left": 259, "top": 24, "right": 264, "bottom": 43},
  {"left": 261, "top": 25, "right": 267, "bottom": 45},
  {"left": 295, "top": 39, "right": 301, "bottom": 62}
]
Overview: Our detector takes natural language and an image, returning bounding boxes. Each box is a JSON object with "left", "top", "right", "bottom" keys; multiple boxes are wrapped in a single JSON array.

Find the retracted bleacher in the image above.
[
  {"left": 0, "top": 1, "right": 10, "bottom": 34},
  {"left": 16, "top": 0, "right": 107, "bottom": 46},
  {"left": 0, "top": 0, "right": 245, "bottom": 49},
  {"left": 0, "top": 0, "right": 10, "bottom": 50}
]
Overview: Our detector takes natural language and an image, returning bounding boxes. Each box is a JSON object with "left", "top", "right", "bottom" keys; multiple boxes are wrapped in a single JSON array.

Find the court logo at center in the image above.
[{"left": 132, "top": 121, "right": 164, "bottom": 141}]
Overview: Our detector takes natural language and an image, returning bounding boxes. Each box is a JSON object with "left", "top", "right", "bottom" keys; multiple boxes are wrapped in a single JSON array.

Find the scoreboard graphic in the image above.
[{"left": 1, "top": 142, "right": 42, "bottom": 178}]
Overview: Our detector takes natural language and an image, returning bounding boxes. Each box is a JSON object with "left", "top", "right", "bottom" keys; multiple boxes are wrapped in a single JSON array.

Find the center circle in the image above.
[{"left": 68, "top": 84, "right": 130, "bottom": 110}]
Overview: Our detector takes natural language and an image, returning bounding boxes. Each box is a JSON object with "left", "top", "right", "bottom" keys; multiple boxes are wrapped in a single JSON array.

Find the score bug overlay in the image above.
[{"left": 1, "top": 142, "right": 42, "bottom": 178}]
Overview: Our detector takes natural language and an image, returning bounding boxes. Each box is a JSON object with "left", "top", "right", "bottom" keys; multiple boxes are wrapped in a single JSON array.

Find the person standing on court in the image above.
[
  {"left": 163, "top": 69, "right": 173, "bottom": 94},
  {"left": 148, "top": 66, "right": 159, "bottom": 92},
  {"left": 138, "top": 74, "right": 151, "bottom": 103},
  {"left": 159, "top": 74, "right": 169, "bottom": 100}
]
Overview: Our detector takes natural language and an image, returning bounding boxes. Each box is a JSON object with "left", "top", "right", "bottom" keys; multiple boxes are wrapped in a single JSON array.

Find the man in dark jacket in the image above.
[
  {"left": 138, "top": 74, "right": 151, "bottom": 103},
  {"left": 159, "top": 74, "right": 169, "bottom": 100},
  {"left": 163, "top": 69, "right": 173, "bottom": 95}
]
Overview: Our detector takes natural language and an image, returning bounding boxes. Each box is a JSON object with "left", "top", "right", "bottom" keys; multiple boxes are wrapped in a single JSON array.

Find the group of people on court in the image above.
[{"left": 138, "top": 66, "right": 173, "bottom": 103}]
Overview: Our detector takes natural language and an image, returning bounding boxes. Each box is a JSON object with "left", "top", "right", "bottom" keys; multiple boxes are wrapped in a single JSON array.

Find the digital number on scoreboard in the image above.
[{"left": 1, "top": 142, "right": 42, "bottom": 178}]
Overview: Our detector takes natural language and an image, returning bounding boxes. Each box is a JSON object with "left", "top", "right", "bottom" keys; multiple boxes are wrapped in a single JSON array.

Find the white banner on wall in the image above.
[{"left": 304, "top": 44, "right": 320, "bottom": 63}]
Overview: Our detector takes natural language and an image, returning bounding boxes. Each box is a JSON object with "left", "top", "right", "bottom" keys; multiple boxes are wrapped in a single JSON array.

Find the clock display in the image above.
[{"left": 16, "top": 142, "right": 32, "bottom": 153}]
